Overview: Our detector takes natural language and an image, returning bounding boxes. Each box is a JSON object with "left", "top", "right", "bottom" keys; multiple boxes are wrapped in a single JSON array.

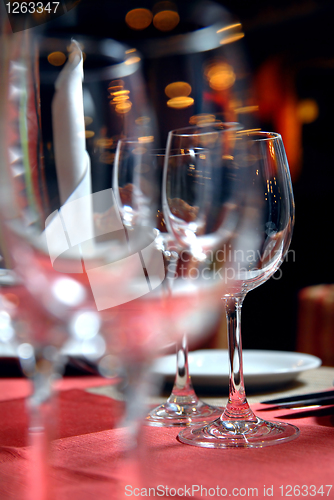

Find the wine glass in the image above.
[
  {"left": 0, "top": 30, "right": 160, "bottom": 497},
  {"left": 161, "top": 129, "right": 298, "bottom": 448},
  {"left": 113, "top": 139, "right": 223, "bottom": 425}
]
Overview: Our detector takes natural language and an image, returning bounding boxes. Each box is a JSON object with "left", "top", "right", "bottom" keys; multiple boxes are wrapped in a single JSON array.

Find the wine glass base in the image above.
[
  {"left": 178, "top": 416, "right": 299, "bottom": 448},
  {"left": 145, "top": 401, "right": 223, "bottom": 427}
]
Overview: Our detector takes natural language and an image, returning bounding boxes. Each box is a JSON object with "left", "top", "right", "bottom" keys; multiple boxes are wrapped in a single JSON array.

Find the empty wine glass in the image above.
[
  {"left": 113, "top": 139, "right": 223, "bottom": 425},
  {"left": 166, "top": 129, "right": 298, "bottom": 448},
  {"left": 113, "top": 138, "right": 160, "bottom": 229},
  {"left": 0, "top": 30, "right": 159, "bottom": 498}
]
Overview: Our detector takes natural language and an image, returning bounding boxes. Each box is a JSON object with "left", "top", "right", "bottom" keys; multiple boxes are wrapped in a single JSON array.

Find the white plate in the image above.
[{"left": 151, "top": 349, "right": 322, "bottom": 389}]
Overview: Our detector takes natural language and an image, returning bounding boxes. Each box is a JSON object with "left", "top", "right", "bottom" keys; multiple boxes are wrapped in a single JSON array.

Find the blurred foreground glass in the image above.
[
  {"left": 169, "top": 130, "right": 298, "bottom": 447},
  {"left": 0, "top": 30, "right": 158, "bottom": 499}
]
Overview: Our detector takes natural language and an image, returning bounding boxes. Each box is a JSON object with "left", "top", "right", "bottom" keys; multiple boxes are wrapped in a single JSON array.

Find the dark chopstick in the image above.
[
  {"left": 261, "top": 389, "right": 334, "bottom": 409},
  {"left": 274, "top": 405, "right": 334, "bottom": 419}
]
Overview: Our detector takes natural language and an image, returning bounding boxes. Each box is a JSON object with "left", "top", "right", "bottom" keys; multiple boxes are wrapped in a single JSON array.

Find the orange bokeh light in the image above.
[
  {"left": 125, "top": 8, "right": 153, "bottom": 30},
  {"left": 47, "top": 51, "right": 66, "bottom": 66},
  {"left": 153, "top": 10, "right": 179, "bottom": 31},
  {"left": 205, "top": 62, "right": 236, "bottom": 91},
  {"left": 165, "top": 81, "right": 192, "bottom": 98}
]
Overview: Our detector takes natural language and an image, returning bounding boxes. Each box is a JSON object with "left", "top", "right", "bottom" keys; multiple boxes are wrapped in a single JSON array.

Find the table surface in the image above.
[
  {"left": 0, "top": 366, "right": 333, "bottom": 500},
  {"left": 89, "top": 365, "right": 334, "bottom": 405}
]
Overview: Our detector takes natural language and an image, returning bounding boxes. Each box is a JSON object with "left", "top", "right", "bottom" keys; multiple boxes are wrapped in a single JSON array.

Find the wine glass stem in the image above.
[
  {"left": 20, "top": 348, "right": 59, "bottom": 500},
  {"left": 167, "top": 334, "right": 198, "bottom": 404},
  {"left": 27, "top": 368, "right": 56, "bottom": 500},
  {"left": 223, "top": 295, "right": 255, "bottom": 421}
]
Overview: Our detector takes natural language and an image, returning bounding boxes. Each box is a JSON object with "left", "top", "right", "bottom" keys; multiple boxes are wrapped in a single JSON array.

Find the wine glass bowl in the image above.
[
  {"left": 113, "top": 139, "right": 160, "bottom": 229},
  {"left": 0, "top": 32, "right": 158, "bottom": 321},
  {"left": 177, "top": 130, "right": 298, "bottom": 447},
  {"left": 162, "top": 124, "right": 243, "bottom": 258},
  {"left": 221, "top": 130, "right": 295, "bottom": 295}
]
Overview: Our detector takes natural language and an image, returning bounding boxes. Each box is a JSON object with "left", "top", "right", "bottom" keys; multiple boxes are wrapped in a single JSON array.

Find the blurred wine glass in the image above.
[
  {"left": 113, "top": 138, "right": 161, "bottom": 230},
  {"left": 113, "top": 139, "right": 223, "bottom": 425},
  {"left": 0, "top": 30, "right": 158, "bottom": 498},
  {"left": 136, "top": 1, "right": 256, "bottom": 147},
  {"left": 172, "top": 130, "right": 298, "bottom": 448}
]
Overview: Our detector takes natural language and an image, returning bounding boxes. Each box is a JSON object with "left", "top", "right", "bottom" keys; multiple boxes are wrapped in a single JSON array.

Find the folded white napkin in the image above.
[{"left": 52, "top": 40, "right": 92, "bottom": 206}]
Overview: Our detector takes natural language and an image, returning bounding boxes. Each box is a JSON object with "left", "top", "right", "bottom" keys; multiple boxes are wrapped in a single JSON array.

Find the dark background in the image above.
[
  {"left": 4, "top": 0, "right": 334, "bottom": 356},
  {"left": 48, "top": 0, "right": 334, "bottom": 352}
]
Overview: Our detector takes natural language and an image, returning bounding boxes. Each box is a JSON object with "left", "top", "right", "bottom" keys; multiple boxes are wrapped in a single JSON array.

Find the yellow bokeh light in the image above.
[
  {"left": 115, "top": 101, "right": 132, "bottom": 114},
  {"left": 297, "top": 99, "right": 319, "bottom": 124},
  {"left": 235, "top": 105, "right": 259, "bottom": 114},
  {"left": 219, "top": 33, "right": 245, "bottom": 46},
  {"left": 167, "top": 96, "right": 194, "bottom": 109},
  {"left": 108, "top": 86, "right": 123, "bottom": 94},
  {"left": 153, "top": 10, "right": 180, "bottom": 31},
  {"left": 205, "top": 62, "right": 236, "bottom": 91},
  {"left": 138, "top": 136, "right": 154, "bottom": 143},
  {"left": 85, "top": 131, "right": 95, "bottom": 139},
  {"left": 113, "top": 95, "right": 130, "bottom": 102},
  {"left": 216, "top": 23, "right": 242, "bottom": 34},
  {"left": 165, "top": 81, "right": 192, "bottom": 98},
  {"left": 47, "top": 52, "right": 66, "bottom": 66},
  {"left": 125, "top": 56, "right": 141, "bottom": 66},
  {"left": 189, "top": 114, "right": 216, "bottom": 125},
  {"left": 110, "top": 90, "right": 130, "bottom": 97},
  {"left": 125, "top": 8, "right": 153, "bottom": 30},
  {"left": 108, "top": 80, "right": 124, "bottom": 94}
]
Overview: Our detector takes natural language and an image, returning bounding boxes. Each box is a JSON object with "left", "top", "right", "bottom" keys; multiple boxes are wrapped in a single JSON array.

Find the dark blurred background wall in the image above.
[{"left": 39, "top": 0, "right": 334, "bottom": 353}]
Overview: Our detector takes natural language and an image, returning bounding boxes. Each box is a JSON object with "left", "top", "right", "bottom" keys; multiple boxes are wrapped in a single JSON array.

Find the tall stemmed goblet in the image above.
[
  {"left": 0, "top": 30, "right": 158, "bottom": 498},
  {"left": 113, "top": 140, "right": 223, "bottom": 425},
  {"left": 157, "top": 125, "right": 247, "bottom": 428},
  {"left": 162, "top": 130, "right": 298, "bottom": 448}
]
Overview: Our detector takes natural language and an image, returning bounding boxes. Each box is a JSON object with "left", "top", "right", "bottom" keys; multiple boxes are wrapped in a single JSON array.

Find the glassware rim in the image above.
[
  {"left": 236, "top": 130, "right": 283, "bottom": 142},
  {"left": 115, "top": 143, "right": 208, "bottom": 157},
  {"left": 167, "top": 122, "right": 242, "bottom": 138}
]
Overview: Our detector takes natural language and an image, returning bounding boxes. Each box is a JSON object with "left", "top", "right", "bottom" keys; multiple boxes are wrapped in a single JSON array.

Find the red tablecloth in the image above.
[{"left": 0, "top": 377, "right": 333, "bottom": 500}]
